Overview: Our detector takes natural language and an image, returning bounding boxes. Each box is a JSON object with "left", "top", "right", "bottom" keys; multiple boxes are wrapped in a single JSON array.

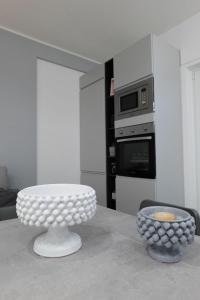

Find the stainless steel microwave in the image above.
[{"left": 114, "top": 77, "right": 154, "bottom": 120}]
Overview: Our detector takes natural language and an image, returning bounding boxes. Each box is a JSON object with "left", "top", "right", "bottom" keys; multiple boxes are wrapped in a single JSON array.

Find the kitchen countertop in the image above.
[{"left": 1, "top": 205, "right": 200, "bottom": 300}]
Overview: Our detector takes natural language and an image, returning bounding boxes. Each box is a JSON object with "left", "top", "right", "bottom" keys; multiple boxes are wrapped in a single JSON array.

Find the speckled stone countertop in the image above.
[{"left": 0, "top": 205, "right": 200, "bottom": 300}]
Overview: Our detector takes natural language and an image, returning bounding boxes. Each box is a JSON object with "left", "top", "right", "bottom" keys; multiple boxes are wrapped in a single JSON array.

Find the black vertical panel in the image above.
[{"left": 105, "top": 59, "right": 116, "bottom": 210}]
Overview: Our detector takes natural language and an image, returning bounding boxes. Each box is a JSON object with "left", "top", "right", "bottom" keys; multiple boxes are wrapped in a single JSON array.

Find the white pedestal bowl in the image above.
[{"left": 16, "top": 184, "right": 97, "bottom": 257}]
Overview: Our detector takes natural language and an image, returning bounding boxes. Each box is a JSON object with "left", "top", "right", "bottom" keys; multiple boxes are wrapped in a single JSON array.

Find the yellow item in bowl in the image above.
[{"left": 151, "top": 211, "right": 176, "bottom": 221}]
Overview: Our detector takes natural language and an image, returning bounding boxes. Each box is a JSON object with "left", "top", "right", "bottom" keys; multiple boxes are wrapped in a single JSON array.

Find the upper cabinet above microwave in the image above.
[{"left": 114, "top": 35, "right": 153, "bottom": 90}]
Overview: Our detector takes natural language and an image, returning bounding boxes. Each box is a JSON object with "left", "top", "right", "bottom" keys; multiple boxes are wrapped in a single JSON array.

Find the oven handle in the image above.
[{"left": 117, "top": 136, "right": 152, "bottom": 143}]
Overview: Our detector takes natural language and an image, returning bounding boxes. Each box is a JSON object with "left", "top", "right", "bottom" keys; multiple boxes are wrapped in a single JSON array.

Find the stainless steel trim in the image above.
[
  {"left": 81, "top": 170, "right": 105, "bottom": 175},
  {"left": 115, "top": 122, "right": 154, "bottom": 138},
  {"left": 117, "top": 136, "right": 152, "bottom": 143},
  {"left": 114, "top": 113, "right": 154, "bottom": 129}
]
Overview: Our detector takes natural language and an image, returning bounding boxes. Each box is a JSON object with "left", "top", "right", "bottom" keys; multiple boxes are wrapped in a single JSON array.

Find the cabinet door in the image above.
[
  {"left": 116, "top": 176, "right": 155, "bottom": 215},
  {"left": 80, "top": 77, "right": 106, "bottom": 173},
  {"left": 81, "top": 172, "right": 107, "bottom": 207},
  {"left": 114, "top": 35, "right": 153, "bottom": 90}
]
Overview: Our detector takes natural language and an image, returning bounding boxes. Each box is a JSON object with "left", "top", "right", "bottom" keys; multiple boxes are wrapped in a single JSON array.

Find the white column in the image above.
[{"left": 37, "top": 59, "right": 83, "bottom": 184}]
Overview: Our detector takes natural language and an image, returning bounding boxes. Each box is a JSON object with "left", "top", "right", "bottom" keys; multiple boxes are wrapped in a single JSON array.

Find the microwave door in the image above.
[{"left": 119, "top": 90, "right": 139, "bottom": 114}]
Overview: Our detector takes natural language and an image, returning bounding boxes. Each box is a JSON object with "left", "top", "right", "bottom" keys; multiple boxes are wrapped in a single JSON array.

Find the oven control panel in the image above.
[{"left": 115, "top": 122, "right": 154, "bottom": 138}]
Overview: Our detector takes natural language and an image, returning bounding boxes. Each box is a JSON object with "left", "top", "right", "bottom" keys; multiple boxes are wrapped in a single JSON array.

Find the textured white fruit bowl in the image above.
[{"left": 16, "top": 184, "right": 97, "bottom": 257}]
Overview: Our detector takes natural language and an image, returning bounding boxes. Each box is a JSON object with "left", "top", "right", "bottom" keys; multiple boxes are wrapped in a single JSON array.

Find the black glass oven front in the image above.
[{"left": 116, "top": 134, "right": 156, "bottom": 179}]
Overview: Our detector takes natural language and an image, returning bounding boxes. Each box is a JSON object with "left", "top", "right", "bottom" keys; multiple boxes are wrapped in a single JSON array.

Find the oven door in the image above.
[{"left": 116, "top": 134, "right": 156, "bottom": 179}]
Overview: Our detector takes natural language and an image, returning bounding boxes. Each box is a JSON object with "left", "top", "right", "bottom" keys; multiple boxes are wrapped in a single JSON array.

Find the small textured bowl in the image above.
[{"left": 137, "top": 206, "right": 196, "bottom": 263}]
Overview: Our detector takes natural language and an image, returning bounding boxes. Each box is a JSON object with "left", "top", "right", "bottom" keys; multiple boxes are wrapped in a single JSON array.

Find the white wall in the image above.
[
  {"left": 37, "top": 59, "right": 83, "bottom": 184},
  {"left": 0, "top": 28, "right": 95, "bottom": 190},
  {"left": 160, "top": 12, "right": 200, "bottom": 65}
]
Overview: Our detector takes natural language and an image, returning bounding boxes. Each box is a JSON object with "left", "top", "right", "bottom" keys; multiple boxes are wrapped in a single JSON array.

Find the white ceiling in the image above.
[
  {"left": 1, "top": 0, "right": 200, "bottom": 63},
  {"left": 160, "top": 11, "right": 200, "bottom": 65}
]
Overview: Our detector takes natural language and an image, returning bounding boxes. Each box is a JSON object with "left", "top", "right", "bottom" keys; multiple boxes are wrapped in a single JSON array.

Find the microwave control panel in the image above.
[{"left": 140, "top": 87, "right": 148, "bottom": 107}]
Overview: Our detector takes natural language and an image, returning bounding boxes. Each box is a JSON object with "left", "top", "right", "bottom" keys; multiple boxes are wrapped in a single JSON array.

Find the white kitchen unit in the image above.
[
  {"left": 114, "top": 35, "right": 153, "bottom": 90},
  {"left": 37, "top": 59, "right": 83, "bottom": 185},
  {"left": 153, "top": 36, "right": 184, "bottom": 207},
  {"left": 114, "top": 34, "right": 185, "bottom": 214},
  {"left": 81, "top": 171, "right": 107, "bottom": 207},
  {"left": 80, "top": 64, "right": 107, "bottom": 206},
  {"left": 116, "top": 176, "right": 155, "bottom": 215}
]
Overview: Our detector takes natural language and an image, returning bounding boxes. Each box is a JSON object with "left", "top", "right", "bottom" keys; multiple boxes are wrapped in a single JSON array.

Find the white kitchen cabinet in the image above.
[
  {"left": 81, "top": 172, "right": 107, "bottom": 207},
  {"left": 114, "top": 34, "right": 185, "bottom": 209},
  {"left": 80, "top": 64, "right": 106, "bottom": 173},
  {"left": 80, "top": 64, "right": 107, "bottom": 207},
  {"left": 114, "top": 35, "right": 153, "bottom": 90},
  {"left": 153, "top": 37, "right": 184, "bottom": 207},
  {"left": 116, "top": 176, "right": 155, "bottom": 215}
]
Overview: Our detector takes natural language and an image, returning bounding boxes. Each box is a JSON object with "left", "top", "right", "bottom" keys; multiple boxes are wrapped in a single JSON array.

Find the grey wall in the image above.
[{"left": 0, "top": 28, "right": 97, "bottom": 189}]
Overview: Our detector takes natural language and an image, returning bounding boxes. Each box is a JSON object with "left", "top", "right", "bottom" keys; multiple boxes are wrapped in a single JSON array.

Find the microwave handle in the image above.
[{"left": 117, "top": 136, "right": 152, "bottom": 143}]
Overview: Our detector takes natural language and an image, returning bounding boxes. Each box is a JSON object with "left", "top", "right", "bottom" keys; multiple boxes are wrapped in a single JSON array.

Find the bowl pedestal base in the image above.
[
  {"left": 147, "top": 244, "right": 184, "bottom": 263},
  {"left": 33, "top": 226, "right": 82, "bottom": 257}
]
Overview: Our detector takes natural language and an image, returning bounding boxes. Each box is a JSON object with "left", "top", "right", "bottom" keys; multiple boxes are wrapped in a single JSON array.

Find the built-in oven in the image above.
[
  {"left": 115, "top": 123, "right": 156, "bottom": 179},
  {"left": 114, "top": 77, "right": 154, "bottom": 120}
]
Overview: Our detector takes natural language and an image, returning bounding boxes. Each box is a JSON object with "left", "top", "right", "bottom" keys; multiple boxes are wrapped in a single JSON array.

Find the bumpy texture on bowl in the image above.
[
  {"left": 16, "top": 184, "right": 96, "bottom": 228},
  {"left": 16, "top": 184, "right": 97, "bottom": 257},
  {"left": 137, "top": 206, "right": 196, "bottom": 262}
]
